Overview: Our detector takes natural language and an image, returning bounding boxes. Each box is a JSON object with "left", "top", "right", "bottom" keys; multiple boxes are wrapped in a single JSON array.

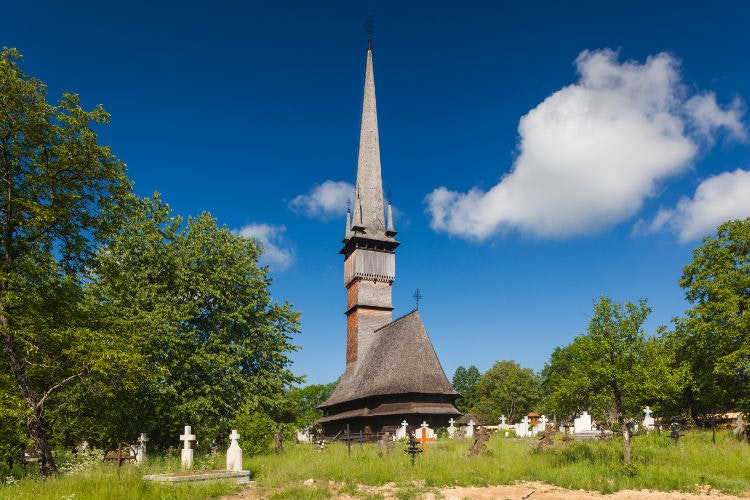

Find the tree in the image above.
[
  {"left": 0, "top": 48, "right": 130, "bottom": 475},
  {"left": 288, "top": 381, "right": 337, "bottom": 429},
  {"left": 674, "top": 218, "right": 750, "bottom": 416},
  {"left": 469, "top": 360, "right": 539, "bottom": 424},
  {"left": 80, "top": 195, "right": 301, "bottom": 448},
  {"left": 540, "top": 344, "right": 597, "bottom": 422},
  {"left": 553, "top": 297, "right": 677, "bottom": 464},
  {"left": 451, "top": 365, "right": 481, "bottom": 413}
]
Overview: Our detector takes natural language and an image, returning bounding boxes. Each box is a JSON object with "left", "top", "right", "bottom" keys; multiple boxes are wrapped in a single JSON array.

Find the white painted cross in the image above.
[
  {"left": 136, "top": 433, "right": 149, "bottom": 463},
  {"left": 540, "top": 415, "right": 549, "bottom": 427},
  {"left": 448, "top": 418, "right": 457, "bottom": 438},
  {"left": 226, "top": 429, "right": 243, "bottom": 472},
  {"left": 465, "top": 419, "right": 475, "bottom": 438},
  {"left": 180, "top": 426, "right": 196, "bottom": 469},
  {"left": 180, "top": 426, "right": 196, "bottom": 449},
  {"left": 396, "top": 420, "right": 409, "bottom": 440},
  {"left": 500, "top": 415, "right": 507, "bottom": 428}
]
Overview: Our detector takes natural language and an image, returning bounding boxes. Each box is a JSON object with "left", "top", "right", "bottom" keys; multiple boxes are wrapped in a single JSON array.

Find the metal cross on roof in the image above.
[{"left": 413, "top": 288, "right": 423, "bottom": 310}]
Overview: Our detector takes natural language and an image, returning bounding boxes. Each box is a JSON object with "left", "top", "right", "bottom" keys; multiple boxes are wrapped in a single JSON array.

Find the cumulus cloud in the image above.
[
  {"left": 686, "top": 93, "right": 747, "bottom": 143},
  {"left": 289, "top": 180, "right": 354, "bottom": 220},
  {"left": 235, "top": 223, "right": 295, "bottom": 271},
  {"left": 425, "top": 49, "right": 746, "bottom": 240},
  {"left": 647, "top": 169, "right": 750, "bottom": 242}
]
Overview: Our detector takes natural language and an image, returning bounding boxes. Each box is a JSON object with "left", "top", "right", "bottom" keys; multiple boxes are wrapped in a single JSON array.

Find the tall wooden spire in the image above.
[
  {"left": 342, "top": 40, "right": 398, "bottom": 365},
  {"left": 349, "top": 44, "right": 387, "bottom": 240}
]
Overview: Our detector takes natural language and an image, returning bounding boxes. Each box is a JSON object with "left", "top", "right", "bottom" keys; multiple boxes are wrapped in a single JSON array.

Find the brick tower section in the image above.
[{"left": 345, "top": 272, "right": 394, "bottom": 364}]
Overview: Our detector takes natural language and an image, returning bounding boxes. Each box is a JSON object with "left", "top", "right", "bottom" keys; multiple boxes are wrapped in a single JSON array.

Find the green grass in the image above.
[
  {"left": 2, "top": 430, "right": 749, "bottom": 499},
  {"left": 0, "top": 451, "right": 242, "bottom": 500}
]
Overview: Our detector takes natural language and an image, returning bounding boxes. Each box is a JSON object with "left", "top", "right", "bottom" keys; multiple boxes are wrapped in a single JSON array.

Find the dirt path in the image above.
[{"left": 222, "top": 480, "right": 749, "bottom": 499}]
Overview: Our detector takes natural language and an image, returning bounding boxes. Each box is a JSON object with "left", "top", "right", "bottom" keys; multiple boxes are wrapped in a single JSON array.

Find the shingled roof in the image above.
[{"left": 320, "top": 310, "right": 458, "bottom": 409}]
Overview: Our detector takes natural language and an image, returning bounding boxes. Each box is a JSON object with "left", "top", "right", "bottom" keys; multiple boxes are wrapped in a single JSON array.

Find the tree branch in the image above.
[{"left": 36, "top": 370, "right": 84, "bottom": 412}]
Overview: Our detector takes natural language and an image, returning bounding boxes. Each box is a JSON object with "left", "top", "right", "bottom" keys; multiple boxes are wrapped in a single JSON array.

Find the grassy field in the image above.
[{"left": 2, "top": 430, "right": 749, "bottom": 499}]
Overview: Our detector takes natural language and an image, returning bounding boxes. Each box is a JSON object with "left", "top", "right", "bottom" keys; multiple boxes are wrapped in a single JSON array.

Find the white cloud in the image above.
[
  {"left": 235, "top": 223, "right": 295, "bottom": 271},
  {"left": 289, "top": 180, "right": 354, "bottom": 220},
  {"left": 426, "top": 49, "right": 746, "bottom": 240},
  {"left": 648, "top": 169, "right": 750, "bottom": 242},
  {"left": 686, "top": 93, "right": 746, "bottom": 143}
]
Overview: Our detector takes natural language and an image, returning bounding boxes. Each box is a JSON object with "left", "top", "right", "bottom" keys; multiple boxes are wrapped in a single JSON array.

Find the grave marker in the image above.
[
  {"left": 136, "top": 433, "right": 149, "bottom": 463},
  {"left": 415, "top": 425, "right": 436, "bottom": 454},
  {"left": 226, "top": 429, "right": 243, "bottom": 472},
  {"left": 180, "top": 426, "right": 196, "bottom": 469}
]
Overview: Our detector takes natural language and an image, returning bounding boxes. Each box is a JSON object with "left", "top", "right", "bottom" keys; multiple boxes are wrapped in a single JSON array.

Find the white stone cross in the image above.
[
  {"left": 396, "top": 419, "right": 409, "bottom": 440},
  {"left": 540, "top": 415, "right": 549, "bottom": 427},
  {"left": 643, "top": 406, "right": 652, "bottom": 418},
  {"left": 447, "top": 418, "right": 457, "bottom": 438},
  {"left": 226, "top": 429, "right": 243, "bottom": 472},
  {"left": 180, "top": 426, "right": 196, "bottom": 449},
  {"left": 465, "top": 419, "right": 475, "bottom": 438},
  {"left": 500, "top": 415, "right": 507, "bottom": 427},
  {"left": 180, "top": 426, "right": 196, "bottom": 469},
  {"left": 136, "top": 433, "right": 149, "bottom": 463}
]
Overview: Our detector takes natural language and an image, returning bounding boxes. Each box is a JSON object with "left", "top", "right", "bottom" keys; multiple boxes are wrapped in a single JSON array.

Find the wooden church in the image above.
[{"left": 318, "top": 39, "right": 460, "bottom": 435}]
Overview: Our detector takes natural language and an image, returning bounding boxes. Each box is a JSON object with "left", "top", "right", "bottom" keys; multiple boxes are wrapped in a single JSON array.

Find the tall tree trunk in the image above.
[
  {"left": 0, "top": 314, "right": 58, "bottom": 476},
  {"left": 614, "top": 391, "right": 631, "bottom": 465}
]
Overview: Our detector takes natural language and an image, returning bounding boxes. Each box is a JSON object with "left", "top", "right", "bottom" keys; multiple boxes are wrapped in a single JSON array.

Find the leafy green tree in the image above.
[
  {"left": 0, "top": 47, "right": 131, "bottom": 475},
  {"left": 288, "top": 381, "right": 337, "bottom": 429},
  {"left": 552, "top": 297, "right": 678, "bottom": 464},
  {"left": 540, "top": 344, "right": 596, "bottom": 422},
  {"left": 673, "top": 218, "right": 750, "bottom": 417},
  {"left": 80, "top": 195, "right": 301, "bottom": 448},
  {"left": 469, "top": 360, "right": 539, "bottom": 424},
  {"left": 451, "top": 365, "right": 481, "bottom": 413}
]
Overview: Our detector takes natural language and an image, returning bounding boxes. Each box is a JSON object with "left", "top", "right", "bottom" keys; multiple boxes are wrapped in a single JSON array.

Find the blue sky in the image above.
[{"left": 3, "top": 1, "right": 749, "bottom": 385}]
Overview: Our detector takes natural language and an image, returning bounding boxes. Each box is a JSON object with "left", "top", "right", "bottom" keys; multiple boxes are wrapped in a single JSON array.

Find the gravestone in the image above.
[
  {"left": 465, "top": 426, "right": 489, "bottom": 457},
  {"left": 447, "top": 418, "right": 457, "bottom": 438},
  {"left": 136, "top": 433, "right": 149, "bottom": 463},
  {"left": 226, "top": 429, "right": 243, "bottom": 472},
  {"left": 180, "top": 426, "right": 196, "bottom": 469},
  {"left": 734, "top": 413, "right": 746, "bottom": 438},
  {"left": 499, "top": 414, "right": 508, "bottom": 430},
  {"left": 464, "top": 419, "right": 475, "bottom": 438},
  {"left": 415, "top": 426, "right": 436, "bottom": 454},
  {"left": 532, "top": 415, "right": 549, "bottom": 436},
  {"left": 396, "top": 420, "right": 409, "bottom": 440},
  {"left": 574, "top": 412, "right": 592, "bottom": 433},
  {"left": 419, "top": 421, "right": 436, "bottom": 439},
  {"left": 642, "top": 406, "right": 655, "bottom": 431},
  {"left": 378, "top": 432, "right": 394, "bottom": 456},
  {"left": 514, "top": 416, "right": 531, "bottom": 437},
  {"left": 296, "top": 428, "right": 313, "bottom": 443}
]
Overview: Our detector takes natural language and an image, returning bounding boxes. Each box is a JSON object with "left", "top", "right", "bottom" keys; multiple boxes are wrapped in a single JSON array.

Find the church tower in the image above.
[
  {"left": 318, "top": 36, "right": 460, "bottom": 436},
  {"left": 341, "top": 38, "right": 399, "bottom": 365}
]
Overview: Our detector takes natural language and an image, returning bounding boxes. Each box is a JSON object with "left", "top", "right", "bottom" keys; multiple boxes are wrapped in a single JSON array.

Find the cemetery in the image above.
[{"left": 2, "top": 411, "right": 750, "bottom": 498}]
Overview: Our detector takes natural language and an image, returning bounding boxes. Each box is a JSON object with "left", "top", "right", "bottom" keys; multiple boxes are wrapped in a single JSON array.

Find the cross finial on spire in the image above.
[
  {"left": 366, "top": 15, "right": 374, "bottom": 50},
  {"left": 413, "top": 288, "right": 423, "bottom": 310}
]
